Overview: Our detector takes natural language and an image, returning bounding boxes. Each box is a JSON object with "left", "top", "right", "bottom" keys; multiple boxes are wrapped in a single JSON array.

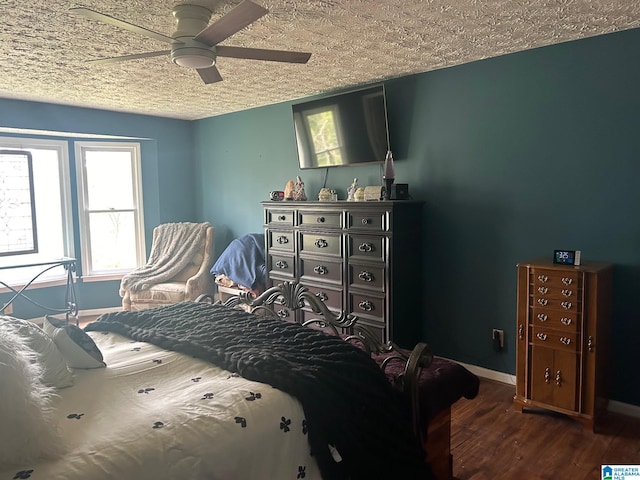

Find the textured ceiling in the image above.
[{"left": 1, "top": 0, "right": 639, "bottom": 121}]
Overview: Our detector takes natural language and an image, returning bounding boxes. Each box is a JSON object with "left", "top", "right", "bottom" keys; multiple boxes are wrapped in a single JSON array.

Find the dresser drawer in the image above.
[
  {"left": 346, "top": 210, "right": 387, "bottom": 232},
  {"left": 267, "top": 230, "right": 294, "bottom": 252},
  {"left": 299, "top": 210, "right": 342, "bottom": 228},
  {"left": 532, "top": 295, "right": 579, "bottom": 313},
  {"left": 349, "top": 292, "right": 384, "bottom": 322},
  {"left": 302, "top": 284, "right": 343, "bottom": 312},
  {"left": 300, "top": 257, "right": 342, "bottom": 284},
  {"left": 532, "top": 327, "right": 579, "bottom": 352},
  {"left": 300, "top": 232, "right": 342, "bottom": 257},
  {"left": 267, "top": 253, "right": 295, "bottom": 278},
  {"left": 266, "top": 209, "right": 295, "bottom": 226},
  {"left": 349, "top": 264, "right": 385, "bottom": 291},
  {"left": 531, "top": 308, "right": 580, "bottom": 332},
  {"left": 348, "top": 234, "right": 385, "bottom": 262},
  {"left": 534, "top": 283, "right": 579, "bottom": 301},
  {"left": 532, "top": 269, "right": 580, "bottom": 289}
]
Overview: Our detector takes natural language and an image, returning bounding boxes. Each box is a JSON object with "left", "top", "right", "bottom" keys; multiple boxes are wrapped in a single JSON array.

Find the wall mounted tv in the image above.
[{"left": 292, "top": 84, "right": 389, "bottom": 169}]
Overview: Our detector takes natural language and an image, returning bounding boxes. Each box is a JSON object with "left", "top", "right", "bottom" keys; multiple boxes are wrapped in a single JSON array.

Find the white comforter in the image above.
[{"left": 1, "top": 331, "right": 321, "bottom": 480}]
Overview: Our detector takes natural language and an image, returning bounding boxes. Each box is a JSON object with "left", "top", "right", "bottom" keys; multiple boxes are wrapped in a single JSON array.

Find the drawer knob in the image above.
[
  {"left": 537, "top": 275, "right": 548, "bottom": 283},
  {"left": 314, "top": 238, "right": 328, "bottom": 248},
  {"left": 561, "top": 277, "right": 573, "bottom": 285},
  {"left": 559, "top": 337, "right": 571, "bottom": 345},
  {"left": 537, "top": 298, "right": 548, "bottom": 306},
  {"left": 536, "top": 332, "right": 548, "bottom": 341},
  {"left": 315, "top": 292, "right": 328, "bottom": 302},
  {"left": 358, "top": 300, "right": 374, "bottom": 312},
  {"left": 358, "top": 271, "right": 374, "bottom": 282},
  {"left": 361, "top": 218, "right": 371, "bottom": 225},
  {"left": 556, "top": 370, "right": 562, "bottom": 386},
  {"left": 560, "top": 317, "right": 572, "bottom": 326},
  {"left": 538, "top": 286, "right": 548, "bottom": 294},
  {"left": 316, "top": 216, "right": 325, "bottom": 223},
  {"left": 277, "top": 309, "right": 289, "bottom": 318},
  {"left": 537, "top": 313, "right": 548, "bottom": 322},
  {"left": 588, "top": 336, "right": 594, "bottom": 352},
  {"left": 313, "top": 265, "right": 328, "bottom": 275},
  {"left": 544, "top": 367, "right": 551, "bottom": 384},
  {"left": 278, "top": 215, "right": 286, "bottom": 221},
  {"left": 275, "top": 260, "right": 288, "bottom": 269},
  {"left": 276, "top": 235, "right": 289, "bottom": 244},
  {"left": 358, "top": 242, "right": 373, "bottom": 252},
  {"left": 561, "top": 289, "right": 573, "bottom": 297},
  {"left": 561, "top": 301, "right": 572, "bottom": 310}
]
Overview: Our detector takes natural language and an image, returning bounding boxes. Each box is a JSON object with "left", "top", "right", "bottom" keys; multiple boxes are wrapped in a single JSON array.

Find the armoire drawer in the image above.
[
  {"left": 267, "top": 254, "right": 295, "bottom": 278},
  {"left": 267, "top": 230, "right": 294, "bottom": 252},
  {"left": 300, "top": 257, "right": 342, "bottom": 284},
  {"left": 302, "top": 283, "right": 343, "bottom": 312},
  {"left": 349, "top": 264, "right": 385, "bottom": 291},
  {"left": 349, "top": 292, "right": 384, "bottom": 322},
  {"left": 532, "top": 269, "right": 580, "bottom": 289},
  {"left": 348, "top": 234, "right": 384, "bottom": 262},
  {"left": 299, "top": 232, "right": 342, "bottom": 257},
  {"left": 532, "top": 295, "right": 579, "bottom": 313},
  {"left": 531, "top": 308, "right": 580, "bottom": 332},
  {"left": 531, "top": 327, "right": 579, "bottom": 352}
]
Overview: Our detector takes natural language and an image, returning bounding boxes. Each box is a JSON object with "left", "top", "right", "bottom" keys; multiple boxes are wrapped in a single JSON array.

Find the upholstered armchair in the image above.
[{"left": 119, "top": 222, "right": 215, "bottom": 311}]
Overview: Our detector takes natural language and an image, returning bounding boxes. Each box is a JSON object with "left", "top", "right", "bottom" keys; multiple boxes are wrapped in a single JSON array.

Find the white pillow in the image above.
[
  {"left": 0, "top": 327, "right": 63, "bottom": 466},
  {"left": 0, "top": 316, "right": 74, "bottom": 388},
  {"left": 43, "top": 315, "right": 106, "bottom": 369}
]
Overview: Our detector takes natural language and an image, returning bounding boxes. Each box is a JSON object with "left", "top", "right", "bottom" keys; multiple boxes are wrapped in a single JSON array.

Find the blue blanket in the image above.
[{"left": 210, "top": 233, "right": 266, "bottom": 290}]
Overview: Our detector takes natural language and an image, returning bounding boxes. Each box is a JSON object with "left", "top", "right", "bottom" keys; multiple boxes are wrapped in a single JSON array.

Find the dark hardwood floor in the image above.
[{"left": 450, "top": 378, "right": 640, "bottom": 480}]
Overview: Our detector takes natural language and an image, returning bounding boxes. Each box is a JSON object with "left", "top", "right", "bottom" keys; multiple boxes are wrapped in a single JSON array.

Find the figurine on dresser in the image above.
[
  {"left": 292, "top": 176, "right": 307, "bottom": 201},
  {"left": 347, "top": 178, "right": 358, "bottom": 201}
]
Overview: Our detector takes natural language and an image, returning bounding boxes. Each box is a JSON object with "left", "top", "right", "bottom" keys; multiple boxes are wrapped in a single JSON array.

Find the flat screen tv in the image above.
[{"left": 292, "top": 84, "right": 389, "bottom": 169}]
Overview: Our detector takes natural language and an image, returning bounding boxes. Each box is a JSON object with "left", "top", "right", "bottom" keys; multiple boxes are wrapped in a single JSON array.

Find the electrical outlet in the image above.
[
  {"left": 2, "top": 303, "right": 13, "bottom": 315},
  {"left": 492, "top": 329, "right": 504, "bottom": 351}
]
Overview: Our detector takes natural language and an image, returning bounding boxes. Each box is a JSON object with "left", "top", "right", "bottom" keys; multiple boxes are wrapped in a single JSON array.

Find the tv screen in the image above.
[{"left": 292, "top": 85, "right": 389, "bottom": 169}]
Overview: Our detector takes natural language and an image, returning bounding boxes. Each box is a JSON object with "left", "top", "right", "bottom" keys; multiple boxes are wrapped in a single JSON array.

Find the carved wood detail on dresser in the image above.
[
  {"left": 262, "top": 200, "right": 423, "bottom": 348},
  {"left": 514, "top": 258, "right": 613, "bottom": 431}
]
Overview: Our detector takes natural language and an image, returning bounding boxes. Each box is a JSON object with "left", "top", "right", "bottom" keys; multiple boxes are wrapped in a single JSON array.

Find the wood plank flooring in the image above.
[{"left": 450, "top": 378, "right": 640, "bottom": 480}]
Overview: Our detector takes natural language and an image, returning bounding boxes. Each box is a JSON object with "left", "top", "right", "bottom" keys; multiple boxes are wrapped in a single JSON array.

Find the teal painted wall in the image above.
[
  {"left": 194, "top": 28, "right": 640, "bottom": 406},
  {"left": 0, "top": 100, "right": 195, "bottom": 316}
]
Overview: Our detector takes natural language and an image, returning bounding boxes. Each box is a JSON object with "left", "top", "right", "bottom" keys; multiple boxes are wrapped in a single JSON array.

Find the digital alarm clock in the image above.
[{"left": 553, "top": 249, "right": 581, "bottom": 266}]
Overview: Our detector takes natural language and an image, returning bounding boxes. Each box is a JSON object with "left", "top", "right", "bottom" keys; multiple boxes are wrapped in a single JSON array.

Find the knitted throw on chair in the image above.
[
  {"left": 119, "top": 222, "right": 209, "bottom": 294},
  {"left": 86, "top": 302, "right": 434, "bottom": 480}
]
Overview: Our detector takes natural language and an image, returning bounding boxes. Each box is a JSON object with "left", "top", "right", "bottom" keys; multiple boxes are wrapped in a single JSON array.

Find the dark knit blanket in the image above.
[{"left": 86, "top": 302, "right": 433, "bottom": 480}]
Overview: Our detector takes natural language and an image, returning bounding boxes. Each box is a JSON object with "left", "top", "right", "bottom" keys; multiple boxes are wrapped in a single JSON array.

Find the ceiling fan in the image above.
[{"left": 70, "top": 0, "right": 312, "bottom": 84}]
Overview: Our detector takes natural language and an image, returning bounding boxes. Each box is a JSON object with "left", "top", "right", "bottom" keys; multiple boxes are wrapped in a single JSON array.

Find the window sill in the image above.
[
  {"left": 80, "top": 274, "right": 124, "bottom": 283},
  {"left": 0, "top": 277, "right": 68, "bottom": 294}
]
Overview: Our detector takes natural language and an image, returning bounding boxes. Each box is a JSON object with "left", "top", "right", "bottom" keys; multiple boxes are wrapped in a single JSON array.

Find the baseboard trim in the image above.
[{"left": 447, "top": 358, "right": 640, "bottom": 419}]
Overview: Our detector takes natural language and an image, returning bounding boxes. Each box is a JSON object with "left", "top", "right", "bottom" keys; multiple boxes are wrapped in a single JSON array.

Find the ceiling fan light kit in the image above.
[{"left": 70, "top": 0, "right": 311, "bottom": 84}]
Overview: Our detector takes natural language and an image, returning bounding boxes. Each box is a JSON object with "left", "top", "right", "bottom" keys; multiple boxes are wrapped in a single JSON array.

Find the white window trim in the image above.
[{"left": 74, "top": 141, "right": 145, "bottom": 280}]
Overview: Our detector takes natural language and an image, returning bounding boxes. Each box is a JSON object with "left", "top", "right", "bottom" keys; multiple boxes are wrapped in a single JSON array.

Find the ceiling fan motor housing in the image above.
[{"left": 171, "top": 4, "right": 216, "bottom": 68}]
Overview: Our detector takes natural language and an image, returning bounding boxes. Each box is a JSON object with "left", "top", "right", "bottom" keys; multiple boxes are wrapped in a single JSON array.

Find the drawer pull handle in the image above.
[
  {"left": 544, "top": 367, "right": 551, "bottom": 384},
  {"left": 358, "top": 242, "right": 373, "bottom": 252},
  {"left": 537, "top": 298, "right": 548, "bottom": 306},
  {"left": 314, "top": 238, "right": 328, "bottom": 248},
  {"left": 361, "top": 218, "right": 371, "bottom": 225},
  {"left": 538, "top": 286, "right": 548, "bottom": 294},
  {"left": 518, "top": 324, "right": 524, "bottom": 340},
  {"left": 315, "top": 292, "right": 328, "bottom": 302},
  {"left": 358, "top": 300, "right": 374, "bottom": 312},
  {"left": 559, "top": 337, "right": 571, "bottom": 345},
  {"left": 588, "top": 336, "right": 594, "bottom": 352},
  {"left": 536, "top": 333, "right": 548, "bottom": 341},
  {"left": 562, "top": 277, "right": 573, "bottom": 285},
  {"left": 560, "top": 317, "right": 572, "bottom": 326},
  {"left": 537, "top": 313, "right": 548, "bottom": 322},
  {"left": 556, "top": 370, "right": 562, "bottom": 386},
  {"left": 358, "top": 271, "right": 374, "bottom": 282},
  {"left": 316, "top": 216, "right": 325, "bottom": 223},
  {"left": 276, "top": 236, "right": 289, "bottom": 244},
  {"left": 278, "top": 215, "right": 286, "bottom": 221},
  {"left": 313, "top": 265, "right": 328, "bottom": 275},
  {"left": 561, "top": 289, "right": 573, "bottom": 297},
  {"left": 275, "top": 260, "right": 288, "bottom": 269},
  {"left": 537, "top": 275, "right": 548, "bottom": 283},
  {"left": 277, "top": 309, "right": 289, "bottom": 318},
  {"left": 561, "top": 301, "right": 572, "bottom": 310}
]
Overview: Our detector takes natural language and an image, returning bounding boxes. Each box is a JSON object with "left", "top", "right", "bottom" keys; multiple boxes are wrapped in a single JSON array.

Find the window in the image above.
[
  {"left": 0, "top": 137, "right": 74, "bottom": 287},
  {"left": 75, "top": 142, "right": 145, "bottom": 279}
]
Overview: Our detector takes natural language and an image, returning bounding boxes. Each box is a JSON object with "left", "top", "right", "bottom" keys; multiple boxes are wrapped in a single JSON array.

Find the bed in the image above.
[{"left": 0, "top": 282, "right": 478, "bottom": 480}]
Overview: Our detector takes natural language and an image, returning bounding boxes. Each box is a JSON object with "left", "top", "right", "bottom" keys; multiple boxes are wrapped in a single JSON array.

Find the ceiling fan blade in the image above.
[
  {"left": 198, "top": 66, "right": 223, "bottom": 84},
  {"left": 87, "top": 51, "right": 171, "bottom": 65},
  {"left": 216, "top": 46, "right": 311, "bottom": 64},
  {"left": 70, "top": 7, "right": 177, "bottom": 44},
  {"left": 194, "top": 0, "right": 268, "bottom": 47}
]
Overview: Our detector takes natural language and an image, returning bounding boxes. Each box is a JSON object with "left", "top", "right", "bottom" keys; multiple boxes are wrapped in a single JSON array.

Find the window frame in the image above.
[{"left": 74, "top": 141, "right": 146, "bottom": 280}]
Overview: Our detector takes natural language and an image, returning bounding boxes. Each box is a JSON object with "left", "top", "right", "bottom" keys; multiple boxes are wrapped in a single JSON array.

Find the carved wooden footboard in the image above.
[{"left": 198, "top": 281, "right": 455, "bottom": 480}]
